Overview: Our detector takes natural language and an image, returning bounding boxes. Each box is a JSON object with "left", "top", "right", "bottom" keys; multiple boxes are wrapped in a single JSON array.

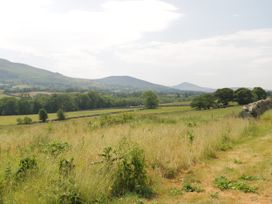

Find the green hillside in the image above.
[{"left": 0, "top": 58, "right": 179, "bottom": 93}]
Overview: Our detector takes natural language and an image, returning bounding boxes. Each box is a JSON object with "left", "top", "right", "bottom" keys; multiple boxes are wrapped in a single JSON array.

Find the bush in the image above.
[
  {"left": 39, "top": 108, "right": 48, "bottom": 122},
  {"left": 16, "top": 117, "right": 33, "bottom": 125},
  {"left": 234, "top": 88, "right": 253, "bottom": 105},
  {"left": 182, "top": 183, "right": 203, "bottom": 193},
  {"left": 191, "top": 94, "right": 216, "bottom": 110},
  {"left": 99, "top": 143, "right": 153, "bottom": 198},
  {"left": 42, "top": 142, "right": 70, "bottom": 157},
  {"left": 15, "top": 158, "right": 38, "bottom": 181},
  {"left": 214, "top": 176, "right": 257, "bottom": 193},
  {"left": 252, "top": 87, "right": 267, "bottom": 101},
  {"left": 57, "top": 108, "right": 66, "bottom": 120},
  {"left": 143, "top": 91, "right": 159, "bottom": 109},
  {"left": 215, "top": 88, "right": 234, "bottom": 106}
]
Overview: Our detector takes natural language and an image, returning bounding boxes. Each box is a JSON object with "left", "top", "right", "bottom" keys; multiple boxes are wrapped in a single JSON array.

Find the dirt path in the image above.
[{"left": 150, "top": 132, "right": 272, "bottom": 204}]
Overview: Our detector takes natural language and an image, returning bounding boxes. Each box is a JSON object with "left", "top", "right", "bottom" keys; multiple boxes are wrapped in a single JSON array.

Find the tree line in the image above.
[
  {"left": 0, "top": 90, "right": 166, "bottom": 116},
  {"left": 191, "top": 87, "right": 268, "bottom": 110},
  {"left": 0, "top": 91, "right": 144, "bottom": 116}
]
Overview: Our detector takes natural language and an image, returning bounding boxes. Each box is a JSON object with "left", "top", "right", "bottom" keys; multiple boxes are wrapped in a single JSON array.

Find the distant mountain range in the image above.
[
  {"left": 173, "top": 82, "right": 215, "bottom": 93},
  {"left": 0, "top": 58, "right": 215, "bottom": 93}
]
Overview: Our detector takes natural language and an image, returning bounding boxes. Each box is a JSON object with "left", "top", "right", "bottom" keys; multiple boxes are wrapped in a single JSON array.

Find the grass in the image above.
[{"left": 0, "top": 106, "right": 271, "bottom": 203}]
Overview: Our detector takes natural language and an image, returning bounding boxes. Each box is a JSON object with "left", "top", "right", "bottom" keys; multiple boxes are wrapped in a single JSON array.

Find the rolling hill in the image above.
[
  {"left": 173, "top": 82, "right": 215, "bottom": 93},
  {"left": 0, "top": 58, "right": 178, "bottom": 93}
]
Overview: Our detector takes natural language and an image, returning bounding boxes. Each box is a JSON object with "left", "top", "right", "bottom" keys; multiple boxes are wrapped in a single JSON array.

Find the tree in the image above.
[
  {"left": 39, "top": 108, "right": 48, "bottom": 122},
  {"left": 191, "top": 94, "right": 216, "bottom": 110},
  {"left": 252, "top": 87, "right": 267, "bottom": 101},
  {"left": 234, "top": 88, "right": 253, "bottom": 105},
  {"left": 143, "top": 91, "right": 159, "bottom": 109},
  {"left": 57, "top": 108, "right": 66, "bottom": 120},
  {"left": 214, "top": 88, "right": 234, "bottom": 106},
  {"left": 0, "top": 97, "right": 18, "bottom": 115}
]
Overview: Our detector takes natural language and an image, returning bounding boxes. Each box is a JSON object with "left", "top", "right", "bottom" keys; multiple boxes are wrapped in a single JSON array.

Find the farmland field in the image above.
[{"left": 0, "top": 106, "right": 272, "bottom": 203}]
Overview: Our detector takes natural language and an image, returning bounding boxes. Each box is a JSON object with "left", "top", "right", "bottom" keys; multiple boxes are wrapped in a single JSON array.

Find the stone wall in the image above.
[{"left": 240, "top": 98, "right": 272, "bottom": 118}]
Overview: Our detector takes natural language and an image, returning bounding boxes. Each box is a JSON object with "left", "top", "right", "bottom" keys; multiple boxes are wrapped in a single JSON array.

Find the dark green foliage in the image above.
[
  {"left": 252, "top": 87, "right": 267, "bottom": 101},
  {"left": 57, "top": 108, "right": 66, "bottom": 120},
  {"left": 215, "top": 88, "right": 234, "bottom": 106},
  {"left": 55, "top": 159, "right": 83, "bottom": 204},
  {"left": 191, "top": 94, "right": 216, "bottom": 110},
  {"left": 15, "top": 158, "right": 38, "bottom": 180},
  {"left": 214, "top": 176, "right": 257, "bottom": 193},
  {"left": 39, "top": 108, "right": 48, "bottom": 122},
  {"left": 234, "top": 88, "right": 253, "bottom": 105},
  {"left": 111, "top": 147, "right": 153, "bottom": 198},
  {"left": 143, "top": 91, "right": 159, "bottom": 109},
  {"left": 99, "top": 144, "right": 153, "bottom": 198},
  {"left": 0, "top": 97, "right": 18, "bottom": 115}
]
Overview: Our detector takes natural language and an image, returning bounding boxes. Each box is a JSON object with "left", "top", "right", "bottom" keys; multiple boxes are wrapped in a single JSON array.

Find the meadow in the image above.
[{"left": 0, "top": 106, "right": 272, "bottom": 203}]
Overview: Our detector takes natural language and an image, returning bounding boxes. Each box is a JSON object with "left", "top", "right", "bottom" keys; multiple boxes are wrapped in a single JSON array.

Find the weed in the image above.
[
  {"left": 111, "top": 146, "right": 153, "bottom": 198},
  {"left": 234, "top": 159, "right": 243, "bottom": 164},
  {"left": 15, "top": 158, "right": 38, "bottom": 181},
  {"left": 59, "top": 159, "right": 75, "bottom": 178},
  {"left": 214, "top": 176, "right": 257, "bottom": 193},
  {"left": 210, "top": 192, "right": 219, "bottom": 199},
  {"left": 43, "top": 142, "right": 70, "bottom": 157},
  {"left": 239, "top": 175, "right": 260, "bottom": 181},
  {"left": 162, "top": 167, "right": 177, "bottom": 179},
  {"left": 187, "top": 130, "right": 195, "bottom": 144},
  {"left": 182, "top": 183, "right": 204, "bottom": 193},
  {"left": 169, "top": 188, "right": 183, "bottom": 196}
]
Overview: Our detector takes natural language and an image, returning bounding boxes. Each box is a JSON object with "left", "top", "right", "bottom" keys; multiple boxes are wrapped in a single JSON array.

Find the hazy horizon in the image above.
[{"left": 0, "top": 0, "right": 271, "bottom": 89}]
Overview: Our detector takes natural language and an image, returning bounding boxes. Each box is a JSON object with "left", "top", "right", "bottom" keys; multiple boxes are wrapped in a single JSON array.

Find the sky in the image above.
[{"left": 0, "top": 0, "right": 271, "bottom": 89}]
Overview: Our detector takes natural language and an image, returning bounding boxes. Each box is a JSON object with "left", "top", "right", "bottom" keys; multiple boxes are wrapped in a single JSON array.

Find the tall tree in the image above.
[
  {"left": 252, "top": 87, "right": 267, "bottom": 101},
  {"left": 214, "top": 88, "right": 234, "bottom": 106},
  {"left": 143, "top": 91, "right": 159, "bottom": 109},
  {"left": 234, "top": 88, "right": 253, "bottom": 105}
]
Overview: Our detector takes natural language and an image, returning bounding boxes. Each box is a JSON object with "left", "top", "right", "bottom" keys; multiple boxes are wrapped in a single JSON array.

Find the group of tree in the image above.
[
  {"left": 0, "top": 90, "right": 161, "bottom": 116},
  {"left": 191, "top": 87, "right": 268, "bottom": 110}
]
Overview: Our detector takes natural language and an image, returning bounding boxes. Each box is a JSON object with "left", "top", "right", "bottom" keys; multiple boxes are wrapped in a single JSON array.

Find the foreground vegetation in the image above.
[{"left": 0, "top": 106, "right": 272, "bottom": 203}]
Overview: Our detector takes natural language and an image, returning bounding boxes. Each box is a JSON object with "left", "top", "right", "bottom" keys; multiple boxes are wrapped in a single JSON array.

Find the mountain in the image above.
[
  {"left": 94, "top": 76, "right": 176, "bottom": 92},
  {"left": 173, "top": 82, "right": 215, "bottom": 93},
  {"left": 0, "top": 58, "right": 178, "bottom": 93}
]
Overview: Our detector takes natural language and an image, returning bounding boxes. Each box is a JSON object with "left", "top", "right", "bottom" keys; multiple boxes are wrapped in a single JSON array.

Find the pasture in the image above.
[{"left": 0, "top": 106, "right": 271, "bottom": 203}]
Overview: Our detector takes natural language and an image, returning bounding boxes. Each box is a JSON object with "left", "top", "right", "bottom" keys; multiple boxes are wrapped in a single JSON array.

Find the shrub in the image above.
[
  {"left": 191, "top": 94, "right": 216, "bottom": 110},
  {"left": 214, "top": 176, "right": 257, "bottom": 193},
  {"left": 59, "top": 159, "right": 75, "bottom": 178},
  {"left": 182, "top": 183, "right": 203, "bottom": 193},
  {"left": 234, "top": 88, "right": 253, "bottom": 105},
  {"left": 16, "top": 117, "right": 32, "bottom": 125},
  {"left": 252, "top": 87, "right": 267, "bottom": 101},
  {"left": 16, "top": 118, "right": 23, "bottom": 125},
  {"left": 57, "top": 108, "right": 66, "bottom": 120},
  {"left": 143, "top": 91, "right": 159, "bottom": 109},
  {"left": 15, "top": 158, "right": 38, "bottom": 180},
  {"left": 39, "top": 108, "right": 48, "bottom": 122},
  {"left": 214, "top": 88, "right": 234, "bottom": 106},
  {"left": 111, "top": 146, "right": 153, "bottom": 198},
  {"left": 42, "top": 142, "right": 70, "bottom": 157}
]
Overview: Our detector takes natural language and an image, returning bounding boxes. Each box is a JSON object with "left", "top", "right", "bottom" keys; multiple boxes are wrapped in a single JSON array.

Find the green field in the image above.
[{"left": 0, "top": 106, "right": 272, "bottom": 203}]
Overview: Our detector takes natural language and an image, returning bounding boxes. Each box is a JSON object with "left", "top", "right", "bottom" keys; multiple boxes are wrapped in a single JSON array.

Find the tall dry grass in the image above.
[{"left": 0, "top": 106, "right": 261, "bottom": 203}]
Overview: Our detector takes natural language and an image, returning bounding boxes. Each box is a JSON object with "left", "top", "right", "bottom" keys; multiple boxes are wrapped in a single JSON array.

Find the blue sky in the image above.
[{"left": 0, "top": 0, "right": 271, "bottom": 88}]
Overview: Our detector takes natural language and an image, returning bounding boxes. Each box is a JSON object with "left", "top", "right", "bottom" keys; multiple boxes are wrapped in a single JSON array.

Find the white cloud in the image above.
[
  {"left": 115, "top": 29, "right": 272, "bottom": 88},
  {"left": 0, "top": 0, "right": 181, "bottom": 77}
]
